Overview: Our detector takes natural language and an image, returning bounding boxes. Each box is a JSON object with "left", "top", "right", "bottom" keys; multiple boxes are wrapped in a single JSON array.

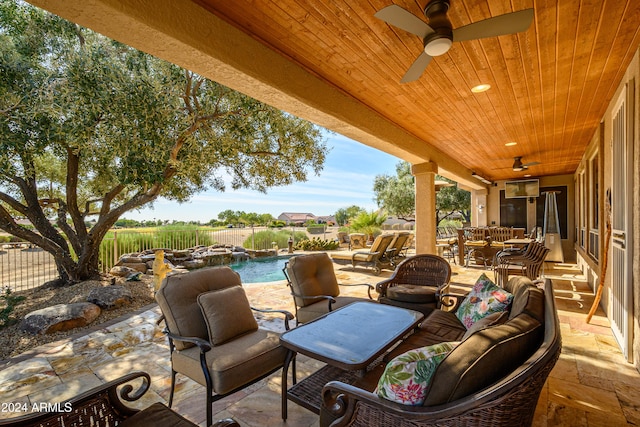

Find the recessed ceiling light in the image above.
[
  {"left": 524, "top": 174, "right": 531, "bottom": 177},
  {"left": 505, "top": 142, "right": 517, "bottom": 147},
  {"left": 471, "top": 84, "right": 491, "bottom": 93}
]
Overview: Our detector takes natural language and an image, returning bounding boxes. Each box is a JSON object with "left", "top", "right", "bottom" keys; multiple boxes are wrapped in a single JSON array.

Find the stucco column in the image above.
[
  {"left": 471, "top": 190, "right": 488, "bottom": 227},
  {"left": 411, "top": 162, "right": 438, "bottom": 254}
]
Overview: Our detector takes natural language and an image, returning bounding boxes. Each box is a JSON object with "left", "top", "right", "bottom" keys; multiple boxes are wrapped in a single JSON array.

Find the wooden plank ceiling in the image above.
[{"left": 193, "top": 0, "right": 640, "bottom": 181}]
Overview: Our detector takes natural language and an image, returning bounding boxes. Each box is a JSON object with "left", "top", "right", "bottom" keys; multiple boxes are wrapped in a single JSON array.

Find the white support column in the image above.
[{"left": 411, "top": 162, "right": 438, "bottom": 255}]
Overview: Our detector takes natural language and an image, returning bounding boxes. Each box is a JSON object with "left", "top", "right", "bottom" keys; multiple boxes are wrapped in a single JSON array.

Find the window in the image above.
[
  {"left": 499, "top": 191, "right": 527, "bottom": 229},
  {"left": 588, "top": 153, "right": 600, "bottom": 260}
]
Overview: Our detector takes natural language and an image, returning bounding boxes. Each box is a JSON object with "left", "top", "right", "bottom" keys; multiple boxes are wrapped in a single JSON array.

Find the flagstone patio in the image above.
[{"left": 1, "top": 260, "right": 638, "bottom": 426}]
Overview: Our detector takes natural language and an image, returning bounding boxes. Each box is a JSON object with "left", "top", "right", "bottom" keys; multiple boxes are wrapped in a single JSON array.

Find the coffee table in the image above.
[{"left": 279, "top": 302, "right": 424, "bottom": 418}]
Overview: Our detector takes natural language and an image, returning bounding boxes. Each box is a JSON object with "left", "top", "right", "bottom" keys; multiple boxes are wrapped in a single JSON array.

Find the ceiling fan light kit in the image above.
[{"left": 424, "top": 37, "right": 452, "bottom": 56}]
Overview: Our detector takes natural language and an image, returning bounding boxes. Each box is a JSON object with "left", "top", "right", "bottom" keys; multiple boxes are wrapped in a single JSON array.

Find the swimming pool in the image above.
[{"left": 230, "top": 255, "right": 293, "bottom": 283}]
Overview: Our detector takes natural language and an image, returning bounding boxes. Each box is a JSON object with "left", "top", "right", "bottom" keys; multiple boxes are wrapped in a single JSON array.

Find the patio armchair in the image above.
[
  {"left": 376, "top": 254, "right": 452, "bottom": 315},
  {"left": 494, "top": 240, "right": 550, "bottom": 285},
  {"left": 283, "top": 252, "right": 375, "bottom": 324},
  {"left": 330, "top": 233, "right": 395, "bottom": 274},
  {"left": 155, "top": 266, "right": 294, "bottom": 426},
  {"left": 0, "top": 371, "right": 240, "bottom": 427}
]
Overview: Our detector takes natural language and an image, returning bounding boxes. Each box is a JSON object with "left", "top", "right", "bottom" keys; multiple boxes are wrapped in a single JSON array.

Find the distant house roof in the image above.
[{"left": 277, "top": 212, "right": 317, "bottom": 223}]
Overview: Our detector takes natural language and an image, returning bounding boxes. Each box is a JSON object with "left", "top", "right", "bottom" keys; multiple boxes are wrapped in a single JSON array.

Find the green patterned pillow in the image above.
[
  {"left": 455, "top": 273, "right": 513, "bottom": 329},
  {"left": 376, "top": 342, "right": 459, "bottom": 405}
]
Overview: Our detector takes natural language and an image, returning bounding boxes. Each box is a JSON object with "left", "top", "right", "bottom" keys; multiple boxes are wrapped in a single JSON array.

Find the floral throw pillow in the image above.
[
  {"left": 455, "top": 273, "right": 513, "bottom": 329},
  {"left": 376, "top": 342, "right": 459, "bottom": 405}
]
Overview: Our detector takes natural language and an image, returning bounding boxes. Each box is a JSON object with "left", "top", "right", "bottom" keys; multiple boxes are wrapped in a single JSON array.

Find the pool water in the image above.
[{"left": 230, "top": 255, "right": 293, "bottom": 283}]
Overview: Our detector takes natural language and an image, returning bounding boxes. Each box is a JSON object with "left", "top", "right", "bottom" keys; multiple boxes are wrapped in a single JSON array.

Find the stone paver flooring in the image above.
[{"left": 1, "top": 259, "right": 638, "bottom": 426}]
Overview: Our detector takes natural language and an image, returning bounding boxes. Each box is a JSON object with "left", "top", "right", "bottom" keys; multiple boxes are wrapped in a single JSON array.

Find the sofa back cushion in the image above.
[
  {"left": 422, "top": 313, "right": 544, "bottom": 406},
  {"left": 504, "top": 277, "right": 545, "bottom": 322},
  {"left": 286, "top": 253, "right": 340, "bottom": 307},
  {"left": 156, "top": 267, "right": 242, "bottom": 350}
]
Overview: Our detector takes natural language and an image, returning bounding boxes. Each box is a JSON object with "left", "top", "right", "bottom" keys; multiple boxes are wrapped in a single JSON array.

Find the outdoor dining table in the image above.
[{"left": 279, "top": 301, "right": 424, "bottom": 418}]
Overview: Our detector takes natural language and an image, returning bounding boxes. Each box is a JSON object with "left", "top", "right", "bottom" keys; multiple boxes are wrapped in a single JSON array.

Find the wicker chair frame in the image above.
[
  {"left": 0, "top": 371, "right": 240, "bottom": 427},
  {"left": 376, "top": 254, "right": 451, "bottom": 315}
]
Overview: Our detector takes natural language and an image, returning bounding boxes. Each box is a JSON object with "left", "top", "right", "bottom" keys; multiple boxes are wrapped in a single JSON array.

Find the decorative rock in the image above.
[
  {"left": 181, "top": 259, "right": 206, "bottom": 270},
  {"left": 172, "top": 249, "right": 191, "bottom": 258},
  {"left": 110, "top": 266, "right": 139, "bottom": 278},
  {"left": 117, "top": 262, "right": 148, "bottom": 273},
  {"left": 20, "top": 303, "right": 101, "bottom": 335},
  {"left": 87, "top": 286, "right": 133, "bottom": 309}
]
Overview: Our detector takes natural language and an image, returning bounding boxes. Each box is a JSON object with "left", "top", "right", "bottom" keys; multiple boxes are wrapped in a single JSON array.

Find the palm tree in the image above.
[{"left": 350, "top": 211, "right": 387, "bottom": 242}]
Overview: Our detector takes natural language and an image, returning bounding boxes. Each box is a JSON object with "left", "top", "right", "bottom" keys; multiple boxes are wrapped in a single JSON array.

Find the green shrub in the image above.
[
  {"left": 100, "top": 226, "right": 217, "bottom": 255},
  {"left": 243, "top": 230, "right": 307, "bottom": 249},
  {"left": 295, "top": 237, "right": 339, "bottom": 251},
  {"left": 0, "top": 287, "right": 26, "bottom": 329},
  {"left": 0, "top": 236, "right": 10, "bottom": 244},
  {"left": 307, "top": 224, "right": 325, "bottom": 234}
]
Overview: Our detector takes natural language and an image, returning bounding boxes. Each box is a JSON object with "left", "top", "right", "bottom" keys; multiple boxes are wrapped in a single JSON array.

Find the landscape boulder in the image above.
[
  {"left": 87, "top": 286, "right": 133, "bottom": 309},
  {"left": 20, "top": 303, "right": 101, "bottom": 335},
  {"left": 110, "top": 265, "right": 140, "bottom": 278}
]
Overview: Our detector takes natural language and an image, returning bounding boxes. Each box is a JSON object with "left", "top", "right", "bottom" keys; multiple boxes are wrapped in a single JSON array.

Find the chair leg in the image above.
[
  {"left": 207, "top": 385, "right": 213, "bottom": 427},
  {"left": 168, "top": 369, "right": 177, "bottom": 407}
]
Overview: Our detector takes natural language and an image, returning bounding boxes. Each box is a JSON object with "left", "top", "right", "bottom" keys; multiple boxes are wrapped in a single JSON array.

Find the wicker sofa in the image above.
[
  {"left": 319, "top": 276, "right": 561, "bottom": 427},
  {"left": 0, "top": 371, "right": 239, "bottom": 427}
]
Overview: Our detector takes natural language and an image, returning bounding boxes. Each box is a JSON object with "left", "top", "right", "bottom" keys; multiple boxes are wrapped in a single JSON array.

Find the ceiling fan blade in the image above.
[
  {"left": 452, "top": 8, "right": 534, "bottom": 42},
  {"left": 375, "top": 5, "right": 435, "bottom": 39},
  {"left": 401, "top": 52, "right": 433, "bottom": 83},
  {"left": 523, "top": 161, "right": 540, "bottom": 167}
]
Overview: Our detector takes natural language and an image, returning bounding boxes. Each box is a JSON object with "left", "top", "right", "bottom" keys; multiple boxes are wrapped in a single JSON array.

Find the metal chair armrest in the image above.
[
  {"left": 338, "top": 282, "right": 374, "bottom": 299},
  {"left": 164, "top": 329, "right": 212, "bottom": 353},
  {"left": 251, "top": 306, "right": 295, "bottom": 330}
]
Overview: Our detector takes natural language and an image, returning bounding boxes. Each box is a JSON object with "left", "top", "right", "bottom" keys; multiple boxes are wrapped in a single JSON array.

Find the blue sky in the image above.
[{"left": 124, "top": 131, "right": 402, "bottom": 223}]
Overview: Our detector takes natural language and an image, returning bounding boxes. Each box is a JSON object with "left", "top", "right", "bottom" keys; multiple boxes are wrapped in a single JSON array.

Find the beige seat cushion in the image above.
[
  {"left": 198, "top": 286, "right": 258, "bottom": 345},
  {"left": 386, "top": 285, "right": 437, "bottom": 304},
  {"left": 171, "top": 329, "right": 287, "bottom": 395}
]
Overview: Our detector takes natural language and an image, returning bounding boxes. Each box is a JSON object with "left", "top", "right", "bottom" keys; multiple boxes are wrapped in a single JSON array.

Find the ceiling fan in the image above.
[
  {"left": 374, "top": 1, "right": 534, "bottom": 83},
  {"left": 512, "top": 156, "right": 540, "bottom": 171}
]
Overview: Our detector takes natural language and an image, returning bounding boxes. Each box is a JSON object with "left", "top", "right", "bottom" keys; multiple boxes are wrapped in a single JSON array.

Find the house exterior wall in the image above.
[
  {"left": 485, "top": 175, "right": 575, "bottom": 262},
  {"left": 575, "top": 48, "right": 639, "bottom": 369}
]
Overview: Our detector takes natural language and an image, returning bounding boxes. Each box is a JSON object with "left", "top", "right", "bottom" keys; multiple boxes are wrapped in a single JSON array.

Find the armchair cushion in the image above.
[
  {"left": 455, "top": 273, "right": 513, "bottom": 329},
  {"left": 286, "top": 253, "right": 340, "bottom": 307},
  {"left": 376, "top": 342, "right": 459, "bottom": 405},
  {"left": 156, "top": 267, "right": 242, "bottom": 350},
  {"left": 171, "top": 328, "right": 286, "bottom": 395},
  {"left": 386, "top": 285, "right": 437, "bottom": 304},
  {"left": 198, "top": 286, "right": 258, "bottom": 345}
]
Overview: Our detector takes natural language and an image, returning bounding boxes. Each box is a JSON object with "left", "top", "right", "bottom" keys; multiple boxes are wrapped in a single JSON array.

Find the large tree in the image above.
[
  {"left": 0, "top": 2, "right": 326, "bottom": 284},
  {"left": 373, "top": 161, "right": 470, "bottom": 223}
]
